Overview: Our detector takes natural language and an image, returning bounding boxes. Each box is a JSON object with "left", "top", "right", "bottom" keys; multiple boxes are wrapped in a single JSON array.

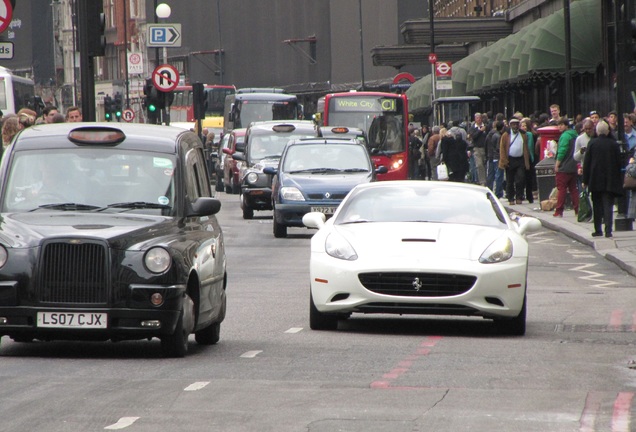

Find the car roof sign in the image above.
[{"left": 68, "top": 127, "right": 126, "bottom": 145}]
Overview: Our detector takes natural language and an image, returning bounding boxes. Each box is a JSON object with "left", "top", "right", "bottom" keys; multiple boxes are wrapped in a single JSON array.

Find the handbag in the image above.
[
  {"left": 577, "top": 187, "right": 592, "bottom": 222},
  {"left": 624, "top": 172, "right": 636, "bottom": 190},
  {"left": 437, "top": 162, "right": 449, "bottom": 181}
]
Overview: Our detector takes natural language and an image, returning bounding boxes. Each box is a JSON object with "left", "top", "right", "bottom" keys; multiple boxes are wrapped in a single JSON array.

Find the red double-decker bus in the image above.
[
  {"left": 170, "top": 84, "right": 235, "bottom": 130},
  {"left": 317, "top": 91, "right": 410, "bottom": 181}
]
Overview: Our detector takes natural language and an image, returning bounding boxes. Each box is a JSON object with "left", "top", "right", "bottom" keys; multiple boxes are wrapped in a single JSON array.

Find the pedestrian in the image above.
[
  {"left": 17, "top": 108, "right": 37, "bottom": 129},
  {"left": 468, "top": 112, "right": 488, "bottom": 186},
  {"left": 1, "top": 114, "right": 20, "bottom": 150},
  {"left": 439, "top": 128, "right": 469, "bottom": 182},
  {"left": 408, "top": 126, "right": 422, "bottom": 179},
  {"left": 486, "top": 120, "right": 504, "bottom": 198},
  {"left": 42, "top": 106, "right": 60, "bottom": 124},
  {"left": 588, "top": 110, "right": 601, "bottom": 130},
  {"left": 548, "top": 104, "right": 561, "bottom": 125},
  {"left": 520, "top": 117, "right": 539, "bottom": 203},
  {"left": 574, "top": 119, "right": 595, "bottom": 190},
  {"left": 607, "top": 111, "right": 619, "bottom": 140},
  {"left": 428, "top": 126, "right": 441, "bottom": 180},
  {"left": 65, "top": 106, "right": 83, "bottom": 122},
  {"left": 582, "top": 121, "right": 624, "bottom": 238},
  {"left": 553, "top": 117, "right": 579, "bottom": 217},
  {"left": 419, "top": 125, "right": 431, "bottom": 180},
  {"left": 499, "top": 118, "right": 529, "bottom": 205},
  {"left": 624, "top": 113, "right": 636, "bottom": 154}
]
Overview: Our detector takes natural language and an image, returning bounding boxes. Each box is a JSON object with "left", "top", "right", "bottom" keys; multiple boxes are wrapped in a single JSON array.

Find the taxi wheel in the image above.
[
  {"left": 231, "top": 178, "right": 241, "bottom": 195},
  {"left": 161, "top": 294, "right": 195, "bottom": 357},
  {"left": 242, "top": 206, "right": 254, "bottom": 219},
  {"left": 224, "top": 181, "right": 232, "bottom": 194},
  {"left": 195, "top": 321, "right": 220, "bottom": 345},
  {"left": 215, "top": 179, "right": 224, "bottom": 192}
]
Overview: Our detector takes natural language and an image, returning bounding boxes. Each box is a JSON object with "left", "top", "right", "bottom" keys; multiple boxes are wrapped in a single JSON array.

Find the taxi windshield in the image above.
[
  {"left": 248, "top": 132, "right": 314, "bottom": 164},
  {"left": 3, "top": 148, "right": 177, "bottom": 215}
]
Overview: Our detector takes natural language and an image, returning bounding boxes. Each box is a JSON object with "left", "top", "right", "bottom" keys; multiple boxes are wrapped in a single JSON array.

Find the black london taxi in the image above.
[
  {"left": 232, "top": 120, "right": 317, "bottom": 219},
  {"left": 0, "top": 123, "right": 227, "bottom": 357}
]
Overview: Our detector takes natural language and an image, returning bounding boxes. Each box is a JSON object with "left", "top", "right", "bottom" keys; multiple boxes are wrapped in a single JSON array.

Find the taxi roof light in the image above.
[
  {"left": 68, "top": 127, "right": 126, "bottom": 145},
  {"left": 272, "top": 124, "right": 297, "bottom": 133},
  {"left": 331, "top": 127, "right": 350, "bottom": 134}
]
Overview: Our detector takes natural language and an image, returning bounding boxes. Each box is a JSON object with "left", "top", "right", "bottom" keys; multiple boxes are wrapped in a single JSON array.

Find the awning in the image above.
[{"left": 407, "top": 0, "right": 602, "bottom": 111}]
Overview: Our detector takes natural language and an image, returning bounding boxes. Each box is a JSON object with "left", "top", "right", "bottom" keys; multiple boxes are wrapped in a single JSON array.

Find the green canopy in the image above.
[{"left": 407, "top": 0, "right": 602, "bottom": 111}]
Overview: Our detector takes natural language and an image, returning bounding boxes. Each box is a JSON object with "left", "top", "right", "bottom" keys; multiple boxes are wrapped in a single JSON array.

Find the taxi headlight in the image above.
[
  {"left": 0, "top": 245, "right": 7, "bottom": 268},
  {"left": 246, "top": 172, "right": 259, "bottom": 184},
  {"left": 281, "top": 187, "right": 304, "bottom": 201},
  {"left": 144, "top": 247, "right": 172, "bottom": 273}
]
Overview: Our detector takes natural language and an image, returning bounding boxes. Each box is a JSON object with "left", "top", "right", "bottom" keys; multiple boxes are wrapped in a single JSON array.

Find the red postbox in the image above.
[{"left": 537, "top": 126, "right": 561, "bottom": 160}]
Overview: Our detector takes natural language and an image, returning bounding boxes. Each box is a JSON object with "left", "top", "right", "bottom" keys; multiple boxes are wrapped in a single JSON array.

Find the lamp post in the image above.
[
  {"left": 155, "top": 2, "right": 171, "bottom": 125},
  {"left": 358, "top": 0, "right": 365, "bottom": 91}
]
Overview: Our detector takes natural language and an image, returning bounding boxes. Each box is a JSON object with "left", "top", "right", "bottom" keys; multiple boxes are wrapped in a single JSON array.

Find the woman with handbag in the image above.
[
  {"left": 439, "top": 128, "right": 469, "bottom": 182},
  {"left": 583, "top": 121, "right": 624, "bottom": 238}
]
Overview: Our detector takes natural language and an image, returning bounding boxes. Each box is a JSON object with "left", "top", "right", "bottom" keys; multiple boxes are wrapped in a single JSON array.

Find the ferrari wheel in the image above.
[{"left": 309, "top": 291, "right": 339, "bottom": 331}]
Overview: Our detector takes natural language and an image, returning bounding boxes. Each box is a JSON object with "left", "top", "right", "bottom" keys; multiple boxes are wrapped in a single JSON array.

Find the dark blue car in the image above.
[{"left": 265, "top": 137, "right": 386, "bottom": 238}]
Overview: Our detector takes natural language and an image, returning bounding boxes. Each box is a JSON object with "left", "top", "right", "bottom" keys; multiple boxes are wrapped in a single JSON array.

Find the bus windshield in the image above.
[{"left": 236, "top": 101, "right": 298, "bottom": 128}]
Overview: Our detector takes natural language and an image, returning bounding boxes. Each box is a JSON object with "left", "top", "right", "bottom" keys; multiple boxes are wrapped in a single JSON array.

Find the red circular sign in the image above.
[
  {"left": 122, "top": 108, "right": 135, "bottom": 122},
  {"left": 435, "top": 61, "right": 452, "bottom": 77},
  {"left": 0, "top": 0, "right": 13, "bottom": 34},
  {"left": 152, "top": 64, "right": 179, "bottom": 92},
  {"left": 428, "top": 53, "right": 437, "bottom": 64}
]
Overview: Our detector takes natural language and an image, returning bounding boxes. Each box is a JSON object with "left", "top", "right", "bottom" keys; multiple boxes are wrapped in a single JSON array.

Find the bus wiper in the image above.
[
  {"left": 30, "top": 203, "right": 101, "bottom": 212},
  {"left": 98, "top": 202, "right": 172, "bottom": 212}
]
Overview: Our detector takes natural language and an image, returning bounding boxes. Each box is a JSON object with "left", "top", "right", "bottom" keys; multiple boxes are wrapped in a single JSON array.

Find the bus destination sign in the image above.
[{"left": 331, "top": 97, "right": 397, "bottom": 113}]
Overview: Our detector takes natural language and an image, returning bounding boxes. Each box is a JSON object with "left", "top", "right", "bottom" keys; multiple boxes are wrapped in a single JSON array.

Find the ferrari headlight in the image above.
[
  {"left": 479, "top": 237, "right": 513, "bottom": 264},
  {"left": 325, "top": 232, "right": 358, "bottom": 261},
  {"left": 0, "top": 245, "right": 7, "bottom": 268},
  {"left": 246, "top": 172, "right": 259, "bottom": 184},
  {"left": 144, "top": 247, "right": 172, "bottom": 273},
  {"left": 281, "top": 186, "right": 304, "bottom": 201}
]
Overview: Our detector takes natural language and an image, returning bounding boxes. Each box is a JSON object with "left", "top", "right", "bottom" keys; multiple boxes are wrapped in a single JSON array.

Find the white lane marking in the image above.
[
  {"left": 240, "top": 350, "right": 263, "bottom": 358},
  {"left": 104, "top": 417, "right": 140, "bottom": 430},
  {"left": 184, "top": 381, "right": 210, "bottom": 391},
  {"left": 570, "top": 263, "right": 618, "bottom": 288},
  {"left": 285, "top": 327, "right": 303, "bottom": 333}
]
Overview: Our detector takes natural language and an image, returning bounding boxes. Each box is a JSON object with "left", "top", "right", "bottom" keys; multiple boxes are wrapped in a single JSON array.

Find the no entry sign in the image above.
[
  {"left": 152, "top": 64, "right": 179, "bottom": 92},
  {"left": 0, "top": 0, "right": 13, "bottom": 34}
]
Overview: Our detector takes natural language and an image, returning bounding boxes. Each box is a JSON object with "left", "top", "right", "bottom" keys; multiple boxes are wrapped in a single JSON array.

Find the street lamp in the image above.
[{"left": 156, "top": 3, "right": 171, "bottom": 19}]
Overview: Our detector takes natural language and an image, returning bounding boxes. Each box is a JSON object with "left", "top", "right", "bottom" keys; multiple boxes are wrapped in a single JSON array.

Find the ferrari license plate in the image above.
[
  {"left": 37, "top": 312, "right": 107, "bottom": 329},
  {"left": 311, "top": 206, "right": 336, "bottom": 215}
]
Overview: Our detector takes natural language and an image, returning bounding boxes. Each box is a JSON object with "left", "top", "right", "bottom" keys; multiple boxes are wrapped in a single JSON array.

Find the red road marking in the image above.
[
  {"left": 610, "top": 310, "right": 623, "bottom": 331},
  {"left": 612, "top": 392, "right": 634, "bottom": 431},
  {"left": 370, "top": 336, "right": 442, "bottom": 389}
]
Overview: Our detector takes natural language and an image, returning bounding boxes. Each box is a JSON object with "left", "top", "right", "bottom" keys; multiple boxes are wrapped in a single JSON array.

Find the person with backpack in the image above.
[{"left": 553, "top": 117, "right": 580, "bottom": 218}]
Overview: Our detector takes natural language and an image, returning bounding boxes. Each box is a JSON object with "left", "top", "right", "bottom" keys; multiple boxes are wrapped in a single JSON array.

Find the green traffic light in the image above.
[
  {"left": 105, "top": 112, "right": 111, "bottom": 119},
  {"left": 148, "top": 105, "right": 157, "bottom": 112},
  {"left": 116, "top": 111, "right": 122, "bottom": 118}
]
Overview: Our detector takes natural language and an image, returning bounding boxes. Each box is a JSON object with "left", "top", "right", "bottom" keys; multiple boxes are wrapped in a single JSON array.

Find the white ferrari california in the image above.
[{"left": 302, "top": 180, "right": 542, "bottom": 335}]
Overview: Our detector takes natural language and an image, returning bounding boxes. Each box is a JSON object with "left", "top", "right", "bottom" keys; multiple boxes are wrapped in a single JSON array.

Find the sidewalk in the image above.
[{"left": 506, "top": 201, "right": 636, "bottom": 277}]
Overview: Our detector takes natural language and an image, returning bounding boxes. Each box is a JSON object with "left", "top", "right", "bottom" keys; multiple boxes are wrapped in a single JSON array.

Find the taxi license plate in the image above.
[
  {"left": 311, "top": 206, "right": 336, "bottom": 215},
  {"left": 37, "top": 312, "right": 107, "bottom": 329}
]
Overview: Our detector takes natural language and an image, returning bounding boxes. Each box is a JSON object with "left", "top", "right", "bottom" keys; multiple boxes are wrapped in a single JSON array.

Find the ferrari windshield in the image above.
[{"left": 336, "top": 184, "right": 507, "bottom": 227}]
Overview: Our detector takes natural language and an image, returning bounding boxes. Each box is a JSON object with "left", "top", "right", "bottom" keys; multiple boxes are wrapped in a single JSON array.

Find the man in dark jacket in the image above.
[
  {"left": 583, "top": 121, "right": 624, "bottom": 238},
  {"left": 468, "top": 112, "right": 488, "bottom": 186}
]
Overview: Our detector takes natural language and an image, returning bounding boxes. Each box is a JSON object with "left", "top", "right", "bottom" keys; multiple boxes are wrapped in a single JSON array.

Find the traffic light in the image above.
[
  {"left": 144, "top": 79, "right": 160, "bottom": 124},
  {"left": 192, "top": 83, "right": 207, "bottom": 120},
  {"left": 86, "top": 1, "right": 106, "bottom": 57},
  {"left": 114, "top": 93, "right": 123, "bottom": 121},
  {"left": 104, "top": 95, "right": 113, "bottom": 121}
]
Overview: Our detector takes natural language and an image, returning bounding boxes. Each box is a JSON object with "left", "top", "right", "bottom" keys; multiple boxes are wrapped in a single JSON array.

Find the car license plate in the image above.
[
  {"left": 37, "top": 312, "right": 107, "bottom": 329},
  {"left": 311, "top": 206, "right": 336, "bottom": 215}
]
